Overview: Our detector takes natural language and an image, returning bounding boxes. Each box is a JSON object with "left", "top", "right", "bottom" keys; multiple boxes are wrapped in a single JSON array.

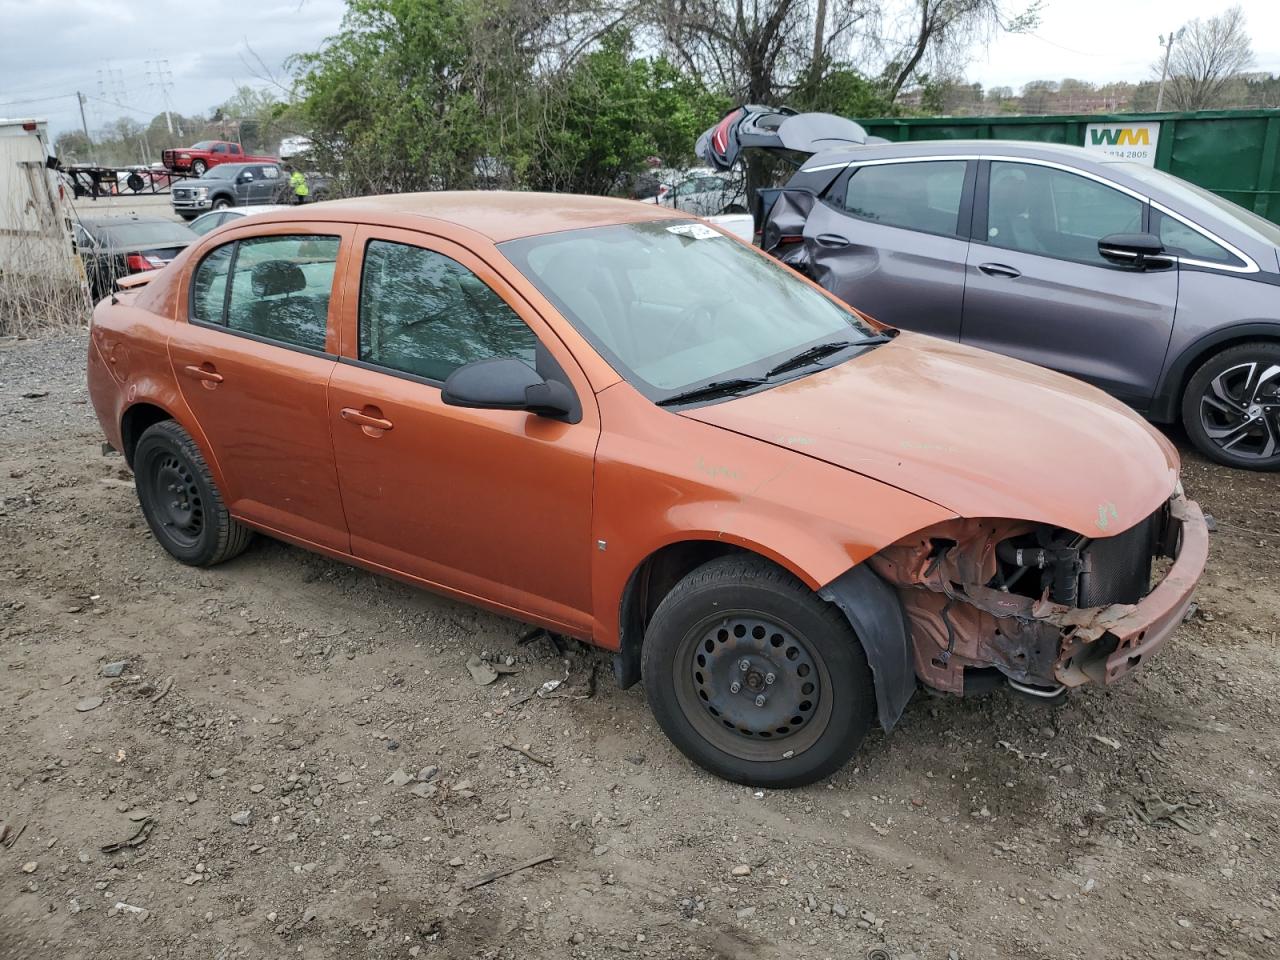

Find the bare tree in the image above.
[
  {"left": 874, "top": 0, "right": 1041, "bottom": 104},
  {"left": 1158, "top": 6, "right": 1254, "bottom": 111},
  {"left": 649, "top": 0, "right": 873, "bottom": 104}
]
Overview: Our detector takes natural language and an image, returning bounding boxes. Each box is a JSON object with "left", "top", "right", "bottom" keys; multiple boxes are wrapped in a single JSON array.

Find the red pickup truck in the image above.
[{"left": 160, "top": 140, "right": 279, "bottom": 176}]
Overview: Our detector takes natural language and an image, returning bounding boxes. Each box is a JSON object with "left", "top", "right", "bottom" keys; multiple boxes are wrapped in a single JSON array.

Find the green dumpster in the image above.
[{"left": 861, "top": 109, "right": 1280, "bottom": 225}]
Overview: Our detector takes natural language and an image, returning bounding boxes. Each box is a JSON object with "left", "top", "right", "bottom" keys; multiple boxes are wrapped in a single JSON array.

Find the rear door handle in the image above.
[
  {"left": 814, "top": 233, "right": 850, "bottom": 249},
  {"left": 340, "top": 406, "right": 394, "bottom": 434},
  {"left": 978, "top": 262, "right": 1022, "bottom": 279},
  {"left": 182, "top": 363, "right": 223, "bottom": 384}
]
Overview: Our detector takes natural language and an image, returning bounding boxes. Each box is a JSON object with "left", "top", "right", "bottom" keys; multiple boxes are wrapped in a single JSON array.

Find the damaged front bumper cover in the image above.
[{"left": 861, "top": 491, "right": 1207, "bottom": 727}]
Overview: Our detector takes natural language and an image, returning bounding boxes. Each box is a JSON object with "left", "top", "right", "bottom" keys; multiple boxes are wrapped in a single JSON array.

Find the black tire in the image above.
[
  {"left": 133, "top": 420, "right": 253, "bottom": 566},
  {"left": 212, "top": 197, "right": 232, "bottom": 211},
  {"left": 191, "top": 160, "right": 207, "bottom": 176},
  {"left": 641, "top": 555, "right": 876, "bottom": 788},
  {"left": 1181, "top": 342, "right": 1280, "bottom": 470}
]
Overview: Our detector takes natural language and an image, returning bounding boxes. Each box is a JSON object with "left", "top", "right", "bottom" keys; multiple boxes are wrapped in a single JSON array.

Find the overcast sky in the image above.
[{"left": 3, "top": 0, "right": 1279, "bottom": 141}]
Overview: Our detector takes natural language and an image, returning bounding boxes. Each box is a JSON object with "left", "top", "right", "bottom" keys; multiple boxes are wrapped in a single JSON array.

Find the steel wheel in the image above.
[
  {"left": 1198, "top": 360, "right": 1280, "bottom": 460},
  {"left": 642, "top": 555, "right": 876, "bottom": 787},
  {"left": 149, "top": 452, "right": 205, "bottom": 548},
  {"left": 674, "top": 612, "right": 834, "bottom": 762},
  {"left": 132, "top": 420, "right": 253, "bottom": 566}
]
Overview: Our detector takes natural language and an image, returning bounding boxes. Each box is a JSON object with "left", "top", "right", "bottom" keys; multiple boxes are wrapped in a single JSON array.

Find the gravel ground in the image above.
[{"left": 1, "top": 332, "right": 1278, "bottom": 960}]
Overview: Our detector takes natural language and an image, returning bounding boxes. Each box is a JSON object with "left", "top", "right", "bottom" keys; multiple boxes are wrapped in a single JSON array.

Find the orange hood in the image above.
[{"left": 684, "top": 333, "right": 1179, "bottom": 536}]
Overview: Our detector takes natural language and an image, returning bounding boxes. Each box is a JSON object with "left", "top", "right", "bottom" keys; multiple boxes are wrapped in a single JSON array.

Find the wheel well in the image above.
[
  {"left": 1157, "top": 332, "right": 1280, "bottom": 423},
  {"left": 120, "top": 403, "right": 171, "bottom": 466},
  {"left": 614, "top": 541, "right": 749, "bottom": 688}
]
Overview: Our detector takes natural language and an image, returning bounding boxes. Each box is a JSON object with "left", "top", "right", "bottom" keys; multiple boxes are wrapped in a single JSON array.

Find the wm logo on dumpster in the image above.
[{"left": 1089, "top": 128, "right": 1151, "bottom": 147}]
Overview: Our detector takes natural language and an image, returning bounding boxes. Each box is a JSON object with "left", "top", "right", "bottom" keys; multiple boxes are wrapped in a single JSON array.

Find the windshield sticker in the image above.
[{"left": 666, "top": 223, "right": 724, "bottom": 240}]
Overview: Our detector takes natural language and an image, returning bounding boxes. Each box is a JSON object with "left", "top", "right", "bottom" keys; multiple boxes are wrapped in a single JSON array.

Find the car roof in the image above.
[
  {"left": 78, "top": 215, "right": 178, "bottom": 229},
  {"left": 245, "top": 190, "right": 690, "bottom": 242},
  {"left": 803, "top": 138, "right": 1110, "bottom": 168}
]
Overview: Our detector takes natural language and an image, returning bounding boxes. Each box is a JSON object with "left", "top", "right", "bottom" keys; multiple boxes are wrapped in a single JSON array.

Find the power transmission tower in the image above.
[{"left": 147, "top": 59, "right": 180, "bottom": 137}]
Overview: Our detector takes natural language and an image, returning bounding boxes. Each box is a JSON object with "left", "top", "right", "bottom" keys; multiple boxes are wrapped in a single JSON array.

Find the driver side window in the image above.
[
  {"left": 358, "top": 240, "right": 538, "bottom": 383},
  {"left": 986, "top": 161, "right": 1144, "bottom": 266}
]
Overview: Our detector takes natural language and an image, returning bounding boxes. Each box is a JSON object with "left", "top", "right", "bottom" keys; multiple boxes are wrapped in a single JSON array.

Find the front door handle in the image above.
[
  {"left": 978, "top": 262, "right": 1022, "bottom": 279},
  {"left": 340, "top": 406, "right": 394, "bottom": 435},
  {"left": 814, "top": 233, "right": 850, "bottom": 249},
  {"left": 182, "top": 363, "right": 223, "bottom": 386}
]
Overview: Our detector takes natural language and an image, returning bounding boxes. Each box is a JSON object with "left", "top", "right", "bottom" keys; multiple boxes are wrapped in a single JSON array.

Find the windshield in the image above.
[
  {"left": 206, "top": 165, "right": 240, "bottom": 180},
  {"left": 1107, "top": 162, "right": 1280, "bottom": 248},
  {"left": 190, "top": 141, "right": 215, "bottom": 150},
  {"left": 96, "top": 221, "right": 195, "bottom": 247},
  {"left": 499, "top": 220, "right": 878, "bottom": 402}
]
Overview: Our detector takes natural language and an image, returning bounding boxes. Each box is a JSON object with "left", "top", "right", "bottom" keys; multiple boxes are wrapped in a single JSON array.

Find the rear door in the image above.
[
  {"left": 800, "top": 158, "right": 974, "bottom": 340},
  {"left": 167, "top": 224, "right": 356, "bottom": 550},
  {"left": 960, "top": 159, "right": 1177, "bottom": 405},
  {"left": 255, "top": 165, "right": 283, "bottom": 204}
]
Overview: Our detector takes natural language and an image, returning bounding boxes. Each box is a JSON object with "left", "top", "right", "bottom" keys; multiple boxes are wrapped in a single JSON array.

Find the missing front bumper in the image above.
[{"left": 867, "top": 492, "right": 1208, "bottom": 697}]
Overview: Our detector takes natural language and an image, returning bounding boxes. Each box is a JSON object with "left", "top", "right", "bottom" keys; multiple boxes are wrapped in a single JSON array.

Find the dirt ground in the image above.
[{"left": 1, "top": 332, "right": 1277, "bottom": 960}]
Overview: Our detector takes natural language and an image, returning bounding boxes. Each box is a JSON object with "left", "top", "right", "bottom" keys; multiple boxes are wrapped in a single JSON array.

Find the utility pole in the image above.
[
  {"left": 1156, "top": 27, "right": 1185, "bottom": 111},
  {"left": 809, "top": 0, "right": 828, "bottom": 92},
  {"left": 76, "top": 91, "right": 94, "bottom": 163}
]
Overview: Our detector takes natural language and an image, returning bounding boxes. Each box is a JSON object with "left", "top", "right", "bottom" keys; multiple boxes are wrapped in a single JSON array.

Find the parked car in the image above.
[
  {"left": 86, "top": 193, "right": 1206, "bottom": 787},
  {"left": 171, "top": 163, "right": 289, "bottom": 220},
  {"left": 699, "top": 105, "right": 1280, "bottom": 470},
  {"left": 73, "top": 215, "right": 196, "bottom": 300},
  {"left": 644, "top": 168, "right": 747, "bottom": 216},
  {"left": 187, "top": 205, "right": 295, "bottom": 236},
  {"left": 161, "top": 140, "right": 279, "bottom": 177}
]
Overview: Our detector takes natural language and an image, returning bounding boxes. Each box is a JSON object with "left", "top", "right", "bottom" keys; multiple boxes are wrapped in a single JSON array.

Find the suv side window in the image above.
[
  {"left": 359, "top": 239, "right": 537, "bottom": 383},
  {"left": 843, "top": 161, "right": 967, "bottom": 236},
  {"left": 986, "top": 161, "right": 1143, "bottom": 265},
  {"left": 1152, "top": 209, "right": 1244, "bottom": 267},
  {"left": 196, "top": 235, "right": 340, "bottom": 350}
]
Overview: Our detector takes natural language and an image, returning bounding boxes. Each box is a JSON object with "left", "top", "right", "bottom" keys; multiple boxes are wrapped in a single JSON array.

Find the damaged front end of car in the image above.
[{"left": 864, "top": 490, "right": 1208, "bottom": 706}]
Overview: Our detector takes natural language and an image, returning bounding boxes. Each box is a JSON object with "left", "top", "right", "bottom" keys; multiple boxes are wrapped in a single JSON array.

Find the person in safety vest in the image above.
[{"left": 287, "top": 166, "right": 310, "bottom": 205}]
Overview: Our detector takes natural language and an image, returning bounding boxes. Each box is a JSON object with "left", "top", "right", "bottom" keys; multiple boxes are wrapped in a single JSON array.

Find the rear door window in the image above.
[
  {"left": 358, "top": 239, "right": 537, "bottom": 383},
  {"left": 843, "top": 161, "right": 968, "bottom": 236},
  {"left": 190, "top": 235, "right": 340, "bottom": 351}
]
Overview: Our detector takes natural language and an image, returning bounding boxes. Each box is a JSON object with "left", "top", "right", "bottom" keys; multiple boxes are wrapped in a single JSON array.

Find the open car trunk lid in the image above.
[{"left": 695, "top": 105, "right": 870, "bottom": 171}]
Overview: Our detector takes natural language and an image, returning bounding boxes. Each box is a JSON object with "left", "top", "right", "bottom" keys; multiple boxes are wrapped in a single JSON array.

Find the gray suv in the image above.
[{"left": 698, "top": 107, "right": 1280, "bottom": 470}]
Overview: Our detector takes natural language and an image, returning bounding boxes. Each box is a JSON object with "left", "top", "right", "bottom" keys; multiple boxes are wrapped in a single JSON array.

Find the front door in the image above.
[
  {"left": 960, "top": 160, "right": 1178, "bottom": 405},
  {"left": 168, "top": 226, "right": 354, "bottom": 551},
  {"left": 802, "top": 159, "right": 973, "bottom": 340},
  {"left": 328, "top": 227, "right": 598, "bottom": 632}
]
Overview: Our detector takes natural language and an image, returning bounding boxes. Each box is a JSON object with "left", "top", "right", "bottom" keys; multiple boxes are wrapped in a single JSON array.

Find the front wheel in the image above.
[
  {"left": 212, "top": 197, "right": 232, "bottom": 211},
  {"left": 134, "top": 420, "right": 253, "bottom": 566},
  {"left": 191, "top": 159, "right": 207, "bottom": 176},
  {"left": 641, "top": 556, "right": 876, "bottom": 788},
  {"left": 1181, "top": 342, "right": 1280, "bottom": 470}
]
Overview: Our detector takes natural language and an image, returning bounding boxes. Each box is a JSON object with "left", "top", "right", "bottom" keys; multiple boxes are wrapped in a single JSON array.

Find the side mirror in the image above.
[
  {"left": 1098, "top": 233, "right": 1174, "bottom": 270},
  {"left": 441, "top": 358, "right": 574, "bottom": 418}
]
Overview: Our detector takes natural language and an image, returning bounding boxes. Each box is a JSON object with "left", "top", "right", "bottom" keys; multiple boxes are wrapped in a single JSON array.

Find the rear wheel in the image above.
[
  {"left": 1182, "top": 342, "right": 1280, "bottom": 470},
  {"left": 642, "top": 556, "right": 876, "bottom": 787},
  {"left": 133, "top": 420, "right": 253, "bottom": 566}
]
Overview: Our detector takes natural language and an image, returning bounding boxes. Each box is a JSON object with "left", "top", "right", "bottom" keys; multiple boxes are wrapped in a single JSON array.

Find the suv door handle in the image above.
[
  {"left": 814, "top": 233, "right": 850, "bottom": 249},
  {"left": 182, "top": 363, "right": 223, "bottom": 385},
  {"left": 340, "top": 406, "right": 394, "bottom": 434},
  {"left": 978, "top": 262, "right": 1022, "bottom": 279}
]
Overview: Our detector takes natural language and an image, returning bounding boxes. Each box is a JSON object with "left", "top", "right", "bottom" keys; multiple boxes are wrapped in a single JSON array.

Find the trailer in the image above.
[{"left": 0, "top": 118, "right": 85, "bottom": 333}]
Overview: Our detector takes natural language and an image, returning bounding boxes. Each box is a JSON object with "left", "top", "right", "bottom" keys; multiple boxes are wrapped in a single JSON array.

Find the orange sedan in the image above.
[{"left": 87, "top": 193, "right": 1208, "bottom": 787}]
